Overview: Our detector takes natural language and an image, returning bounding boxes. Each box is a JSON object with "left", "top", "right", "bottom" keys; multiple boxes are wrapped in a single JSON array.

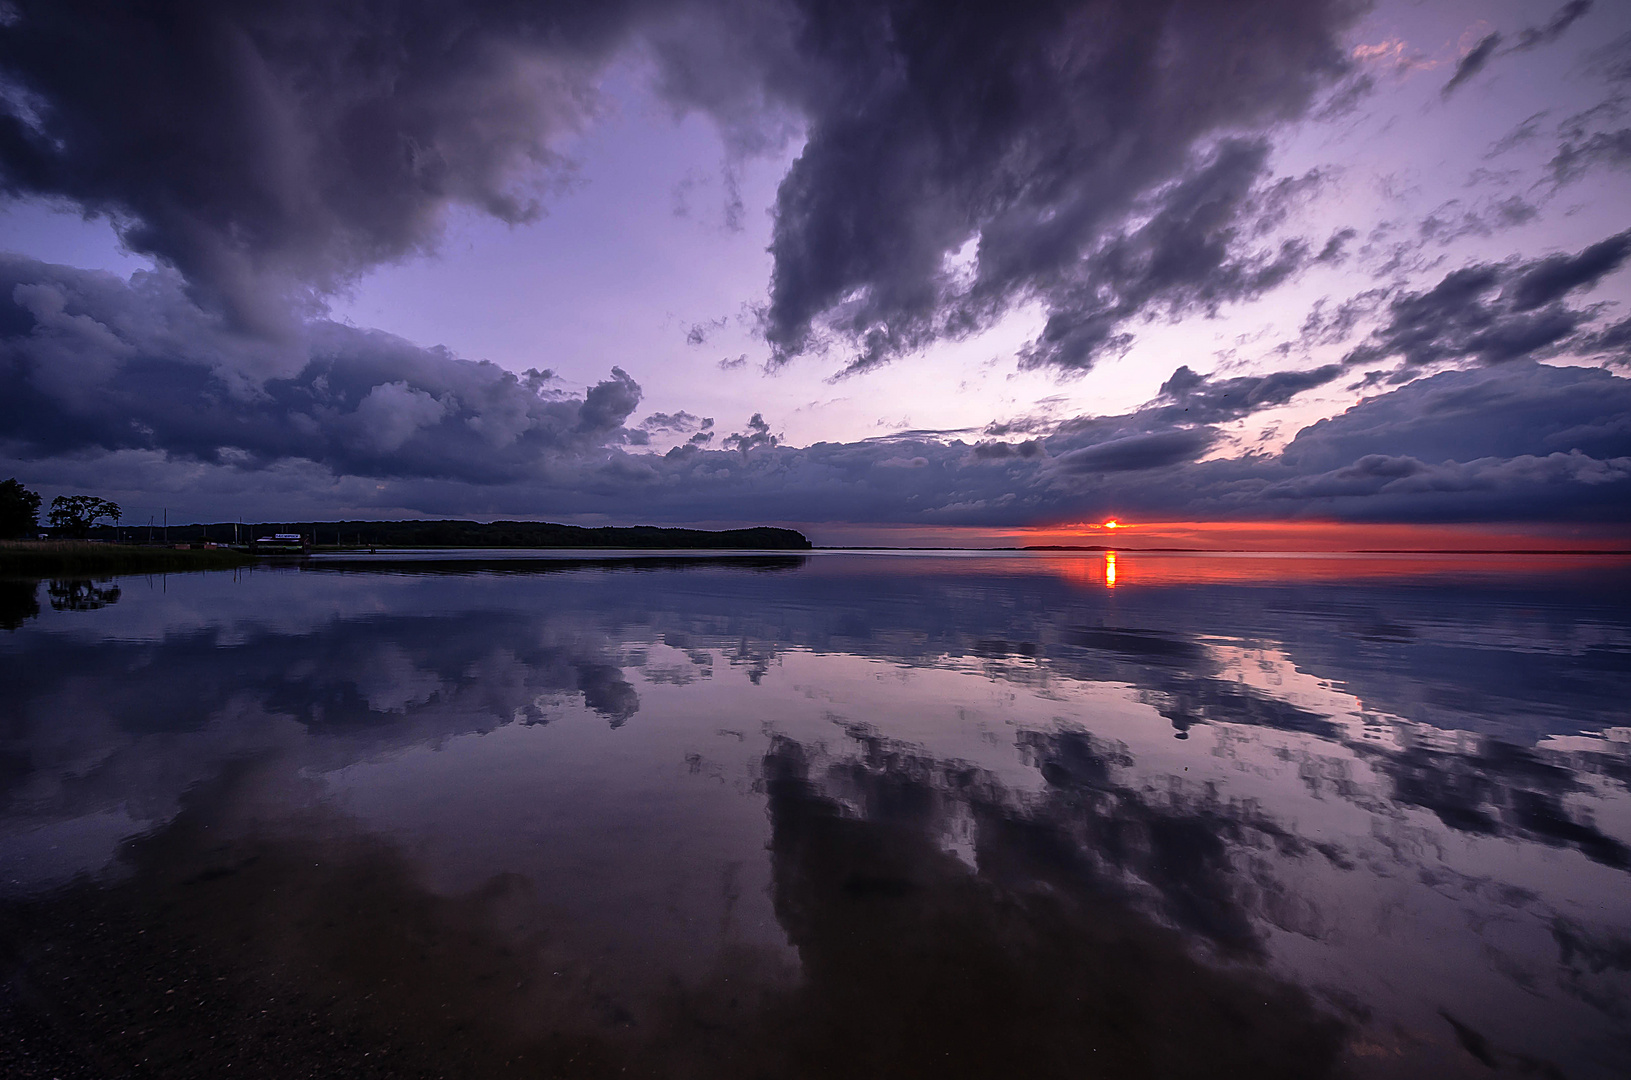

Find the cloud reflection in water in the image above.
[{"left": 0, "top": 552, "right": 1627, "bottom": 1076}]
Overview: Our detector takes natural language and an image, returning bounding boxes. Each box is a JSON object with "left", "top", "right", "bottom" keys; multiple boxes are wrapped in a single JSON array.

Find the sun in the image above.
[{"left": 1103, "top": 520, "right": 1119, "bottom": 529}]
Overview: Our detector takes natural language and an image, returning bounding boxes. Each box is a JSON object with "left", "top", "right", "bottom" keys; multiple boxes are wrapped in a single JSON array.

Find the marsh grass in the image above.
[{"left": 0, "top": 540, "right": 256, "bottom": 577}]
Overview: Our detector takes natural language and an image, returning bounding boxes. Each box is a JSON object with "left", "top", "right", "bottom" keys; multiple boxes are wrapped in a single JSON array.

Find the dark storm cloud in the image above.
[
  {"left": 1015, "top": 141, "right": 1340, "bottom": 372},
  {"left": 0, "top": 0, "right": 1367, "bottom": 370},
  {"left": 735, "top": 0, "right": 1367, "bottom": 374},
  {"left": 2, "top": 255, "right": 1628, "bottom": 527},
  {"left": 0, "top": 257, "right": 644, "bottom": 484},
  {"left": 1341, "top": 230, "right": 1631, "bottom": 374},
  {"left": 0, "top": 0, "right": 677, "bottom": 334}
]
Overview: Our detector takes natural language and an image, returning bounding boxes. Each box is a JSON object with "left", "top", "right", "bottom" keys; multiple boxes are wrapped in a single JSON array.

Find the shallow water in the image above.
[{"left": 1, "top": 551, "right": 1628, "bottom": 1078}]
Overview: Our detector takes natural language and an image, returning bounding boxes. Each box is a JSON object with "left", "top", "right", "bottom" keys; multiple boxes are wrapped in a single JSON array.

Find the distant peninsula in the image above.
[
  {"left": 0, "top": 521, "right": 814, "bottom": 576},
  {"left": 166, "top": 519, "right": 815, "bottom": 551}
]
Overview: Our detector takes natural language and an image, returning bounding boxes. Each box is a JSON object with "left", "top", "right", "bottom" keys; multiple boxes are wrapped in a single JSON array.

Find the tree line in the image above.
[{"left": 1, "top": 480, "right": 122, "bottom": 539}]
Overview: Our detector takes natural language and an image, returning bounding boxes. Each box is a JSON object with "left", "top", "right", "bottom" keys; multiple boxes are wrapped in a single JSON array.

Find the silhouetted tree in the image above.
[
  {"left": 0, "top": 478, "right": 42, "bottom": 538},
  {"left": 48, "top": 494, "right": 122, "bottom": 539}
]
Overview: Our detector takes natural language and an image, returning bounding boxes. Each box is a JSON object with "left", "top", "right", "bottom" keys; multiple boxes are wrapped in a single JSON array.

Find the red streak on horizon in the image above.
[{"left": 1007, "top": 519, "right": 1631, "bottom": 553}]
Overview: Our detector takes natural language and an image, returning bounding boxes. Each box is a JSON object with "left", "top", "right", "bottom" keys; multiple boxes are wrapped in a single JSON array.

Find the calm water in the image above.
[{"left": 1, "top": 551, "right": 1628, "bottom": 1078}]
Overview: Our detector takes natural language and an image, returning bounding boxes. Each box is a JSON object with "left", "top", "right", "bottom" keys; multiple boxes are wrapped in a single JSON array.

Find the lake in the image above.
[{"left": 1, "top": 551, "right": 1628, "bottom": 1078}]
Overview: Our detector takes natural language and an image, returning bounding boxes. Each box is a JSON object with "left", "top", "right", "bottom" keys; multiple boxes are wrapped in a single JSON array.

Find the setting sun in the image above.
[{"left": 3, "top": 0, "right": 1630, "bottom": 1074}]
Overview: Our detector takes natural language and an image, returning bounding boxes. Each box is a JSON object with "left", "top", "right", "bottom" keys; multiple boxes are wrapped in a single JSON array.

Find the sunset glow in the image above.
[
  {"left": 1008, "top": 520, "right": 1631, "bottom": 554},
  {"left": 2, "top": 2, "right": 1629, "bottom": 1076},
  {"left": 1, "top": 0, "right": 1627, "bottom": 538}
]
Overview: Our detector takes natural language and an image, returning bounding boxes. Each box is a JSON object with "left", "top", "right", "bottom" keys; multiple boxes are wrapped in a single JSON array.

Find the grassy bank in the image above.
[{"left": 0, "top": 541, "right": 256, "bottom": 577}]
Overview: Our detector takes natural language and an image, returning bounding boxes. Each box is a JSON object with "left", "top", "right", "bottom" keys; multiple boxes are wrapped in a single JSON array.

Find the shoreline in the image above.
[
  {"left": 5, "top": 541, "right": 1628, "bottom": 579},
  {"left": 0, "top": 541, "right": 257, "bottom": 577}
]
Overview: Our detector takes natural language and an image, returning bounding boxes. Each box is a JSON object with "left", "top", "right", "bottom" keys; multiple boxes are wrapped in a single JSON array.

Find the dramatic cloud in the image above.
[
  {"left": 2, "top": 1, "right": 1629, "bottom": 532},
  {"left": 1015, "top": 141, "right": 1345, "bottom": 372},
  {"left": 1280, "top": 361, "right": 1631, "bottom": 471},
  {"left": 1508, "top": 231, "right": 1631, "bottom": 310},
  {"left": 4, "top": 253, "right": 1628, "bottom": 527},
  {"left": 1150, "top": 364, "right": 1345, "bottom": 426},
  {"left": 0, "top": 257, "right": 645, "bottom": 484},
  {"left": 0, "top": 0, "right": 1363, "bottom": 373},
  {"left": 733, "top": 0, "right": 1364, "bottom": 373},
  {"left": 0, "top": 0, "right": 690, "bottom": 334},
  {"left": 532, "top": 361, "right": 1631, "bottom": 525},
  {"left": 1341, "top": 230, "right": 1631, "bottom": 375}
]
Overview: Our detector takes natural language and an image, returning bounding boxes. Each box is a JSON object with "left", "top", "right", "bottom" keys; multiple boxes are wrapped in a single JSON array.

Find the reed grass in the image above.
[{"left": 0, "top": 540, "right": 256, "bottom": 577}]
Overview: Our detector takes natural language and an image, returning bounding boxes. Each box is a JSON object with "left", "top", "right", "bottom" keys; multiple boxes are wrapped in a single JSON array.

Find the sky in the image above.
[{"left": 0, "top": 0, "right": 1628, "bottom": 546}]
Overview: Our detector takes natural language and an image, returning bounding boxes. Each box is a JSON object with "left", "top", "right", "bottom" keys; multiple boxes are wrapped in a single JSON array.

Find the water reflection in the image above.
[
  {"left": 1, "top": 577, "right": 123, "bottom": 626},
  {"left": 0, "top": 552, "right": 1627, "bottom": 1077},
  {"left": 47, "top": 578, "right": 122, "bottom": 611},
  {"left": 751, "top": 732, "right": 1346, "bottom": 1078},
  {"left": 0, "top": 578, "right": 38, "bottom": 629}
]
